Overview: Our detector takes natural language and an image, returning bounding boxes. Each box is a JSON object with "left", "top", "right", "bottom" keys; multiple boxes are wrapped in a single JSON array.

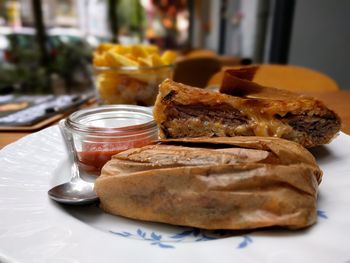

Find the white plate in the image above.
[{"left": 1, "top": 127, "right": 350, "bottom": 263}]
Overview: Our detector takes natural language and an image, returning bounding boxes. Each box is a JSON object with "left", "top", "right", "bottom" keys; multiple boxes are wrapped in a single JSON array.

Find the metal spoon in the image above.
[{"left": 48, "top": 119, "right": 99, "bottom": 205}]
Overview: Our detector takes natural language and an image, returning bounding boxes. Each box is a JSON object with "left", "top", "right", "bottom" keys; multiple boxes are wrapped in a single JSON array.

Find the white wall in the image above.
[
  {"left": 224, "top": 0, "right": 241, "bottom": 55},
  {"left": 77, "top": 0, "right": 109, "bottom": 38},
  {"left": 204, "top": 0, "right": 220, "bottom": 52},
  {"left": 192, "top": 0, "right": 210, "bottom": 48},
  {"left": 239, "top": 0, "right": 259, "bottom": 58},
  {"left": 289, "top": 0, "right": 350, "bottom": 89},
  {"left": 196, "top": 0, "right": 260, "bottom": 58}
]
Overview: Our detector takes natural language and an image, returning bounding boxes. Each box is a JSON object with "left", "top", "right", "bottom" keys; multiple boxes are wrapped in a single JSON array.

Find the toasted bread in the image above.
[{"left": 153, "top": 75, "right": 341, "bottom": 147}]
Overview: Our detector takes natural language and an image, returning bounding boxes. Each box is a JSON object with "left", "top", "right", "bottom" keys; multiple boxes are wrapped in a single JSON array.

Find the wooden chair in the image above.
[
  {"left": 179, "top": 48, "right": 218, "bottom": 59},
  {"left": 207, "top": 64, "right": 339, "bottom": 93},
  {"left": 173, "top": 57, "right": 222, "bottom": 88},
  {"left": 217, "top": 55, "right": 242, "bottom": 67}
]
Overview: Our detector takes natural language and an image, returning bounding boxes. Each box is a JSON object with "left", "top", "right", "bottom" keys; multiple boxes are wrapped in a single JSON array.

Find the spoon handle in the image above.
[{"left": 58, "top": 119, "right": 81, "bottom": 182}]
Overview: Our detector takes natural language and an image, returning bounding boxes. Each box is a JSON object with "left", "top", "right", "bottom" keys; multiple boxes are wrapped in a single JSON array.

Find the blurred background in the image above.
[{"left": 0, "top": 0, "right": 349, "bottom": 96}]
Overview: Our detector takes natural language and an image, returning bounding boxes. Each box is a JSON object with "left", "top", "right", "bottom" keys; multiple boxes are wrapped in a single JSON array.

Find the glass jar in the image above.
[
  {"left": 62, "top": 105, "right": 158, "bottom": 175},
  {"left": 94, "top": 64, "right": 174, "bottom": 106}
]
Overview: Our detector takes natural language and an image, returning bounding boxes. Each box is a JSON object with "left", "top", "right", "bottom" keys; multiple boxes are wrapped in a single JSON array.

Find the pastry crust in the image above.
[
  {"left": 95, "top": 136, "right": 322, "bottom": 230},
  {"left": 153, "top": 75, "right": 341, "bottom": 147}
]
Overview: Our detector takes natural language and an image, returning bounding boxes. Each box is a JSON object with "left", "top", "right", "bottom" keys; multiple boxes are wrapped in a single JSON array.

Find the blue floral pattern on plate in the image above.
[
  {"left": 109, "top": 209, "right": 328, "bottom": 249},
  {"left": 317, "top": 210, "right": 328, "bottom": 219},
  {"left": 110, "top": 229, "right": 175, "bottom": 248},
  {"left": 110, "top": 228, "right": 252, "bottom": 249}
]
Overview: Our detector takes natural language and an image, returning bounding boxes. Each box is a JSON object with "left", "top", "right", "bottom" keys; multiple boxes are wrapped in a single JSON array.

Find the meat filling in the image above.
[
  {"left": 161, "top": 102, "right": 340, "bottom": 146},
  {"left": 162, "top": 103, "right": 251, "bottom": 138},
  {"left": 280, "top": 113, "right": 340, "bottom": 142},
  {"left": 165, "top": 103, "right": 249, "bottom": 126}
]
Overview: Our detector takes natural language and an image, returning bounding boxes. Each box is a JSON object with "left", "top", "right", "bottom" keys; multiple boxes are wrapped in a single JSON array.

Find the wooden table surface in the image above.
[{"left": 1, "top": 90, "right": 350, "bottom": 149}]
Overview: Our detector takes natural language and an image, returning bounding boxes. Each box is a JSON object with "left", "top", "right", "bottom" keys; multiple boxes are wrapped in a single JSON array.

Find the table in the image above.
[{"left": 1, "top": 90, "right": 350, "bottom": 149}]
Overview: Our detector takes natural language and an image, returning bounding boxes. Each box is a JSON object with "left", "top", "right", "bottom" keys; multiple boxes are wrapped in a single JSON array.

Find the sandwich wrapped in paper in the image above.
[
  {"left": 153, "top": 69, "right": 341, "bottom": 147},
  {"left": 94, "top": 136, "right": 322, "bottom": 230}
]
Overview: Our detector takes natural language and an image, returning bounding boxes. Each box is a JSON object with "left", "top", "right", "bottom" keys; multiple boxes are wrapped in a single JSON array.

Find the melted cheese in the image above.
[{"left": 239, "top": 108, "right": 293, "bottom": 138}]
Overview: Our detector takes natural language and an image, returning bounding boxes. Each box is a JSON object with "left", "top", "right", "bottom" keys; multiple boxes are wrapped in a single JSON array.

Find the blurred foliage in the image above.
[
  {"left": 117, "top": 0, "right": 145, "bottom": 33},
  {"left": 0, "top": 33, "right": 94, "bottom": 94},
  {"left": 49, "top": 36, "right": 93, "bottom": 93},
  {"left": 0, "top": 0, "right": 6, "bottom": 19},
  {"left": 0, "top": 64, "right": 48, "bottom": 93},
  {"left": 0, "top": 0, "right": 148, "bottom": 94},
  {"left": 108, "top": 0, "right": 146, "bottom": 42}
]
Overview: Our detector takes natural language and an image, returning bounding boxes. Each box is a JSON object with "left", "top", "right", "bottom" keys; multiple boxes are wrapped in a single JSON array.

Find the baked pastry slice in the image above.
[
  {"left": 153, "top": 71, "right": 341, "bottom": 147},
  {"left": 94, "top": 136, "right": 322, "bottom": 230}
]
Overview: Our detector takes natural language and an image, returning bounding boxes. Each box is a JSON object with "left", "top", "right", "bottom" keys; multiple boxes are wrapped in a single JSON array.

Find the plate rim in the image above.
[{"left": 1, "top": 127, "right": 350, "bottom": 262}]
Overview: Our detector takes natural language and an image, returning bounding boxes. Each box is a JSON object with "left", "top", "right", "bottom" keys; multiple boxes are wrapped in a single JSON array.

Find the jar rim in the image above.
[{"left": 65, "top": 105, "right": 157, "bottom": 136}]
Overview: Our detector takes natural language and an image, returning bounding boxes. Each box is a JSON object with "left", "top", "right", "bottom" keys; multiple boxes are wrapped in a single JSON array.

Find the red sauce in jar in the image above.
[
  {"left": 77, "top": 138, "right": 154, "bottom": 174},
  {"left": 64, "top": 105, "right": 158, "bottom": 175}
]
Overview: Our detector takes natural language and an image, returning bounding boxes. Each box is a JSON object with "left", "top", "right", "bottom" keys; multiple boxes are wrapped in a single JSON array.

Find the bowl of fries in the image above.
[{"left": 93, "top": 44, "right": 176, "bottom": 106}]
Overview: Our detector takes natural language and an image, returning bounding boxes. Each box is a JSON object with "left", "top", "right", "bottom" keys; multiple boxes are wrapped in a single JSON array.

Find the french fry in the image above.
[
  {"left": 105, "top": 52, "right": 122, "bottom": 67},
  {"left": 161, "top": 50, "right": 177, "bottom": 65},
  {"left": 151, "top": 54, "right": 163, "bottom": 66},
  {"left": 93, "top": 43, "right": 175, "bottom": 105},
  {"left": 144, "top": 44, "right": 159, "bottom": 55},
  {"left": 131, "top": 45, "right": 148, "bottom": 58},
  {"left": 125, "top": 53, "right": 138, "bottom": 62},
  {"left": 96, "top": 43, "right": 114, "bottom": 54},
  {"left": 106, "top": 51, "right": 139, "bottom": 67},
  {"left": 97, "top": 72, "right": 119, "bottom": 102},
  {"left": 93, "top": 53, "right": 107, "bottom": 67},
  {"left": 93, "top": 43, "right": 176, "bottom": 68},
  {"left": 137, "top": 57, "right": 153, "bottom": 67},
  {"left": 111, "top": 45, "right": 132, "bottom": 55}
]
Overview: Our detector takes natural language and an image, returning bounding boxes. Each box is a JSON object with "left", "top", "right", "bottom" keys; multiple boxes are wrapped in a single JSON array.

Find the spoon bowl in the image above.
[
  {"left": 48, "top": 182, "right": 98, "bottom": 205},
  {"left": 48, "top": 120, "right": 99, "bottom": 205}
]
